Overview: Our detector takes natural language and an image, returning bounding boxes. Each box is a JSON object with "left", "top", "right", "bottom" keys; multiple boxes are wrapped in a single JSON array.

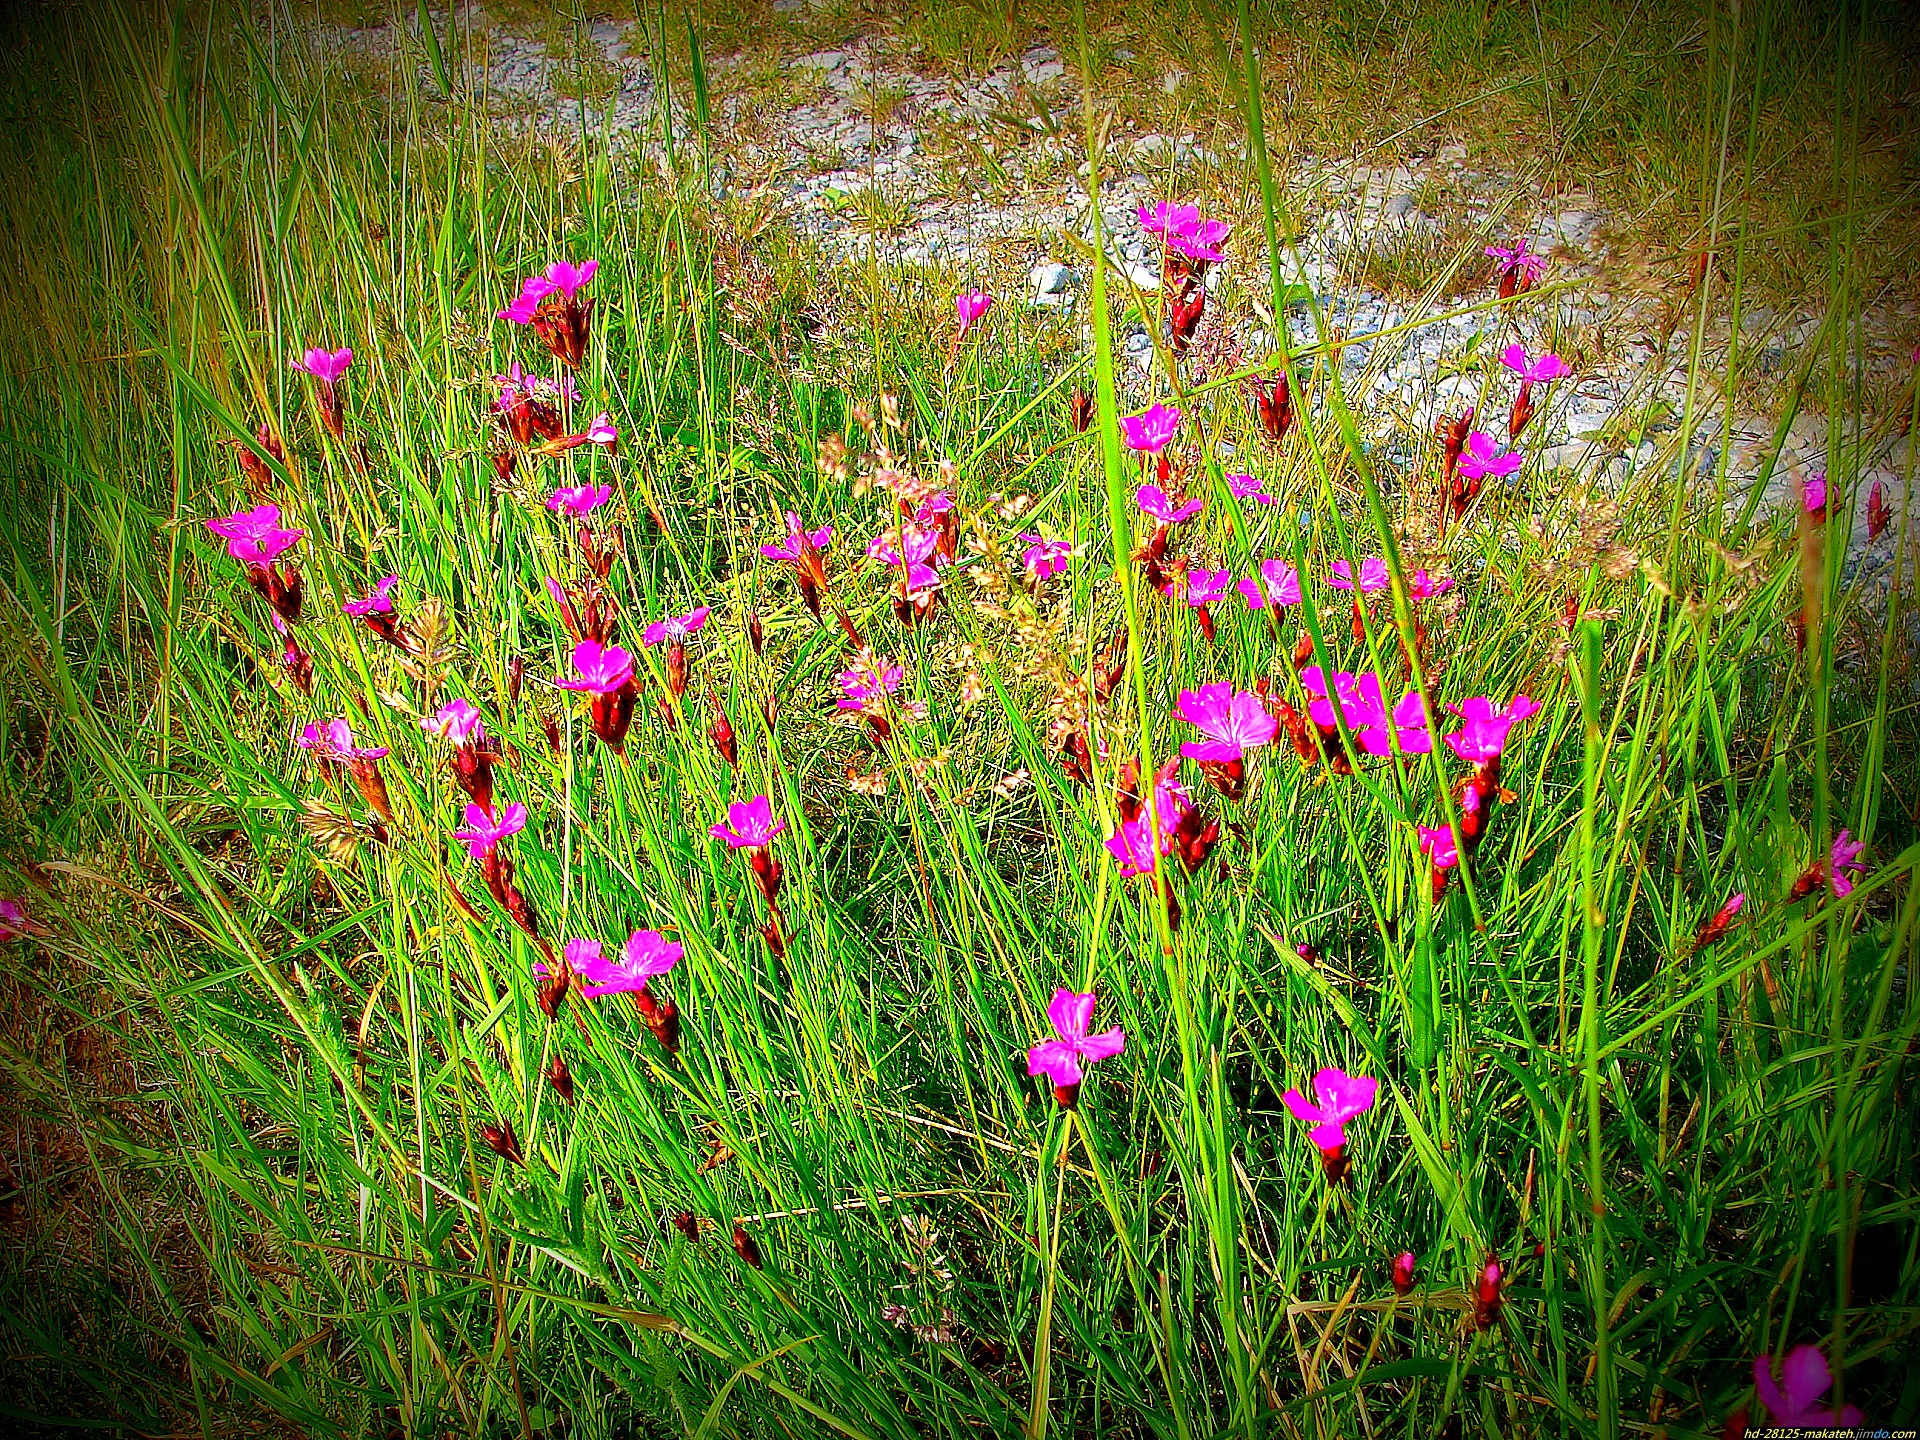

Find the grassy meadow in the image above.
[{"left": 1, "top": 1, "right": 1918, "bottom": 1436}]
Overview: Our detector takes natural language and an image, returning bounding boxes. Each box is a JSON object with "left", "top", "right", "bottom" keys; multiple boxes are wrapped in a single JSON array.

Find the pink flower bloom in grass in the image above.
[
  {"left": 1442, "top": 695, "right": 1541, "bottom": 765},
  {"left": 585, "top": 412, "right": 618, "bottom": 447},
  {"left": 291, "top": 347, "right": 353, "bottom": 385},
  {"left": 710, "top": 795, "right": 785, "bottom": 849},
  {"left": 1486, "top": 242, "right": 1547, "bottom": 294},
  {"left": 1121, "top": 403, "right": 1182, "bottom": 454},
  {"left": 1829, "top": 830, "right": 1865, "bottom": 898},
  {"left": 1391, "top": 1251, "right": 1417, "bottom": 1295},
  {"left": 1139, "top": 201, "right": 1201, "bottom": 236},
  {"left": 1026, "top": 988, "right": 1126, "bottom": 1107},
  {"left": 555, "top": 641, "right": 636, "bottom": 695},
  {"left": 1226, "top": 472, "right": 1275, "bottom": 505},
  {"left": 838, "top": 657, "right": 904, "bottom": 710},
  {"left": 499, "top": 277, "right": 557, "bottom": 324},
  {"left": 549, "top": 483, "right": 611, "bottom": 517},
  {"left": 1457, "top": 432, "right": 1522, "bottom": 483},
  {"left": 544, "top": 259, "right": 598, "bottom": 298},
  {"left": 421, "top": 698, "right": 486, "bottom": 745},
  {"left": 1500, "top": 343, "right": 1570, "bottom": 384},
  {"left": 207, "top": 504, "right": 305, "bottom": 566},
  {"left": 1417, "top": 825, "right": 1460, "bottom": 871},
  {"left": 1168, "top": 567, "right": 1230, "bottom": 607},
  {"left": 343, "top": 575, "right": 399, "bottom": 617},
  {"left": 760, "top": 512, "right": 833, "bottom": 562},
  {"left": 1136, "top": 484, "right": 1204, "bottom": 524},
  {"left": 453, "top": 800, "right": 527, "bottom": 860},
  {"left": 868, "top": 523, "right": 941, "bottom": 593},
  {"left": 642, "top": 606, "right": 712, "bottom": 646},
  {"left": 955, "top": 290, "right": 994, "bottom": 339},
  {"left": 1802, "top": 471, "right": 1828, "bottom": 519},
  {"left": 1409, "top": 570, "right": 1453, "bottom": 599},
  {"left": 574, "top": 928, "right": 683, "bottom": 997},
  {"left": 1105, "top": 815, "right": 1159, "bottom": 877},
  {"left": 1752, "top": 1345, "right": 1864, "bottom": 1428},
  {"left": 1167, "top": 219, "right": 1230, "bottom": 264},
  {"left": 1021, "top": 534, "right": 1072, "bottom": 580},
  {"left": 314, "top": 717, "right": 389, "bottom": 761},
  {"left": 1282, "top": 1065, "right": 1378, "bottom": 1182},
  {"left": 1300, "top": 668, "right": 1432, "bottom": 756},
  {"left": 1237, "top": 559, "right": 1302, "bottom": 610},
  {"left": 1328, "top": 557, "right": 1391, "bottom": 593},
  {"left": 0, "top": 898, "right": 41, "bottom": 942},
  {"left": 1176, "top": 682, "right": 1278, "bottom": 762}
]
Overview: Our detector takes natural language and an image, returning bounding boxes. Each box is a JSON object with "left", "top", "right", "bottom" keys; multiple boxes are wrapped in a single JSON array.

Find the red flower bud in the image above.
[
  {"left": 732, "top": 1224, "right": 762, "bottom": 1268},
  {"left": 480, "top": 1120, "right": 524, "bottom": 1166},
  {"left": 1391, "top": 1251, "right": 1416, "bottom": 1295},
  {"left": 544, "top": 1053, "right": 575, "bottom": 1103}
]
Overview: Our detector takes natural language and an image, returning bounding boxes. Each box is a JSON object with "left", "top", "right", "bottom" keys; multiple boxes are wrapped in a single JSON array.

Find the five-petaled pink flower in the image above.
[
  {"left": 1328, "top": 558, "right": 1390, "bottom": 593},
  {"left": 422, "top": 698, "right": 486, "bottom": 745},
  {"left": 343, "top": 576, "right": 399, "bottom": 617},
  {"left": 1167, "top": 218, "right": 1229, "bottom": 264},
  {"left": 1226, "top": 472, "right": 1275, "bottom": 505},
  {"left": 453, "top": 800, "right": 527, "bottom": 860},
  {"left": 838, "top": 657, "right": 904, "bottom": 710},
  {"left": 1105, "top": 815, "right": 1159, "bottom": 876},
  {"left": 1237, "top": 559, "right": 1302, "bottom": 610},
  {"left": 1443, "top": 695, "right": 1541, "bottom": 765},
  {"left": 1020, "top": 534, "right": 1072, "bottom": 579},
  {"left": 207, "top": 504, "right": 305, "bottom": 566},
  {"left": 311, "top": 717, "right": 389, "bottom": 761},
  {"left": 1417, "top": 824, "right": 1459, "bottom": 872},
  {"left": 955, "top": 290, "right": 993, "bottom": 339},
  {"left": 1136, "top": 484, "right": 1203, "bottom": 524},
  {"left": 1456, "top": 432, "right": 1522, "bottom": 482},
  {"left": 544, "top": 259, "right": 598, "bottom": 298},
  {"left": 1500, "top": 344, "right": 1570, "bottom": 384},
  {"left": 711, "top": 795, "right": 785, "bottom": 848},
  {"left": 642, "top": 607, "right": 711, "bottom": 646},
  {"left": 1829, "top": 830, "right": 1865, "bottom": 898},
  {"left": 1282, "top": 1065, "right": 1378, "bottom": 1164},
  {"left": 1752, "top": 1344, "right": 1865, "bottom": 1428},
  {"left": 1409, "top": 570, "right": 1453, "bottom": 599},
  {"left": 574, "top": 928, "right": 684, "bottom": 997},
  {"left": 292, "top": 347, "right": 353, "bottom": 384},
  {"left": 1486, "top": 242, "right": 1546, "bottom": 285},
  {"left": 1139, "top": 201, "right": 1201, "bottom": 237},
  {"left": 555, "top": 641, "right": 636, "bottom": 695},
  {"left": 1121, "top": 403, "right": 1181, "bottom": 454},
  {"left": 1026, "top": 989, "right": 1126, "bottom": 1103},
  {"left": 760, "top": 512, "right": 833, "bottom": 562},
  {"left": 1169, "top": 567, "right": 1230, "bottom": 607},
  {"left": 549, "top": 484, "right": 611, "bottom": 517},
  {"left": 1177, "top": 683, "right": 1278, "bottom": 762}
]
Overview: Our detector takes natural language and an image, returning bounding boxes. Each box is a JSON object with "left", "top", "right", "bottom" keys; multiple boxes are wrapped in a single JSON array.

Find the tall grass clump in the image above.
[{"left": 1, "top": 1, "right": 1916, "bottom": 1435}]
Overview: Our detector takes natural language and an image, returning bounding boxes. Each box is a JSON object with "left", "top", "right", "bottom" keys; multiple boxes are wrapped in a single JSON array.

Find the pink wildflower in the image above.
[
  {"left": 1409, "top": 570, "right": 1453, "bottom": 599},
  {"left": 838, "top": 657, "right": 904, "bottom": 711},
  {"left": 1136, "top": 484, "right": 1204, "bottom": 524},
  {"left": 1281, "top": 1065, "right": 1378, "bottom": 1183},
  {"left": 1169, "top": 567, "right": 1230, "bottom": 607},
  {"left": 1391, "top": 1251, "right": 1416, "bottom": 1295},
  {"left": 0, "top": 899, "right": 40, "bottom": 942},
  {"left": 1300, "top": 668, "right": 1432, "bottom": 756},
  {"left": 1327, "top": 558, "right": 1391, "bottom": 593},
  {"left": 1026, "top": 989, "right": 1126, "bottom": 1108},
  {"left": 1442, "top": 695, "right": 1541, "bottom": 765},
  {"left": 555, "top": 641, "right": 635, "bottom": 695},
  {"left": 1227, "top": 472, "right": 1275, "bottom": 504},
  {"left": 452, "top": 800, "right": 527, "bottom": 860},
  {"left": 642, "top": 606, "right": 712, "bottom": 647},
  {"left": 1237, "top": 559, "right": 1302, "bottom": 610},
  {"left": 1139, "top": 201, "right": 1200, "bottom": 236},
  {"left": 1457, "top": 432, "right": 1522, "bottom": 482},
  {"left": 342, "top": 575, "right": 399, "bottom": 618},
  {"left": 1105, "top": 816, "right": 1159, "bottom": 877},
  {"left": 1120, "top": 403, "right": 1182, "bottom": 454},
  {"left": 1801, "top": 471, "right": 1827, "bottom": 520},
  {"left": 498, "top": 277, "right": 557, "bottom": 324},
  {"left": 1020, "top": 534, "right": 1072, "bottom": 580},
  {"left": 543, "top": 259, "right": 598, "bottom": 298},
  {"left": 955, "top": 290, "right": 993, "bottom": 339},
  {"left": 549, "top": 484, "right": 611, "bottom": 517},
  {"left": 1167, "top": 219, "right": 1229, "bottom": 264},
  {"left": 292, "top": 347, "right": 353, "bottom": 385},
  {"left": 575, "top": 928, "right": 683, "bottom": 997},
  {"left": 760, "top": 512, "right": 833, "bottom": 562},
  {"left": 421, "top": 698, "right": 486, "bottom": 746},
  {"left": 1176, "top": 682, "right": 1278, "bottom": 762},
  {"left": 1752, "top": 1345, "right": 1864, "bottom": 1428},
  {"left": 1500, "top": 344, "right": 1570, "bottom": 384},
  {"left": 1829, "top": 830, "right": 1865, "bottom": 898},
  {"left": 711, "top": 795, "right": 785, "bottom": 849}
]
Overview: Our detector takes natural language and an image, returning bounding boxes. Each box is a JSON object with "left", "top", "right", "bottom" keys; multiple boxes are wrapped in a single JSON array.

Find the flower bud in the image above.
[
  {"left": 1391, "top": 1251, "right": 1416, "bottom": 1295},
  {"left": 544, "top": 1053, "right": 575, "bottom": 1103}
]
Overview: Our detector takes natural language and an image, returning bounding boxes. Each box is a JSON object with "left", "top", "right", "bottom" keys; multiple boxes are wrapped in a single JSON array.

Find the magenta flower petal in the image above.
[
  {"left": 548, "top": 484, "right": 612, "bottom": 518},
  {"left": 1026, "top": 1039, "right": 1084, "bottom": 1088},
  {"left": 555, "top": 640, "right": 635, "bottom": 694},
  {"left": 543, "top": 258, "right": 598, "bottom": 297},
  {"left": 711, "top": 795, "right": 785, "bottom": 848},
  {"left": 1120, "top": 403, "right": 1181, "bottom": 454},
  {"left": 291, "top": 347, "right": 353, "bottom": 384},
  {"left": 1135, "top": 484, "right": 1204, "bottom": 524},
  {"left": 1236, "top": 559, "right": 1302, "bottom": 610},
  {"left": 955, "top": 290, "right": 994, "bottom": 337}
]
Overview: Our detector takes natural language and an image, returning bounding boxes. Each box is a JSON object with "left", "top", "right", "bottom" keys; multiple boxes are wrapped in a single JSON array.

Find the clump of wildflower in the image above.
[
  {"left": 1417, "top": 823, "right": 1459, "bottom": 900},
  {"left": 494, "top": 361, "right": 566, "bottom": 447},
  {"left": 292, "top": 346, "right": 353, "bottom": 439},
  {"left": 555, "top": 641, "right": 640, "bottom": 755},
  {"left": 760, "top": 512, "right": 833, "bottom": 619},
  {"left": 1281, "top": 1066, "right": 1378, "bottom": 1184},
  {"left": 501, "top": 259, "right": 597, "bottom": 367},
  {"left": 1442, "top": 692, "right": 1539, "bottom": 859},
  {"left": 1237, "top": 559, "right": 1302, "bottom": 611},
  {"left": 1026, "top": 988, "right": 1126, "bottom": 1110},
  {"left": 207, "top": 504, "right": 306, "bottom": 625},
  {"left": 545, "top": 572, "right": 620, "bottom": 646},
  {"left": 1752, "top": 1344, "right": 1864, "bottom": 1428},
  {"left": 0, "top": 899, "right": 46, "bottom": 942},
  {"left": 307, "top": 718, "right": 394, "bottom": 826},
  {"left": 452, "top": 800, "right": 542, "bottom": 943},
  {"left": 536, "top": 413, "right": 618, "bottom": 460},
  {"left": 1227, "top": 472, "right": 1274, "bottom": 505},
  {"left": 1800, "top": 471, "right": 1828, "bottom": 523},
  {"left": 1486, "top": 241, "right": 1545, "bottom": 298},
  {"left": 1300, "top": 668, "right": 1433, "bottom": 758},
  {"left": 422, "top": 698, "right": 500, "bottom": 815},
  {"left": 1253, "top": 372, "right": 1293, "bottom": 443},
  {"left": 1136, "top": 484, "right": 1203, "bottom": 525},
  {"left": 548, "top": 483, "right": 611, "bottom": 519}
]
